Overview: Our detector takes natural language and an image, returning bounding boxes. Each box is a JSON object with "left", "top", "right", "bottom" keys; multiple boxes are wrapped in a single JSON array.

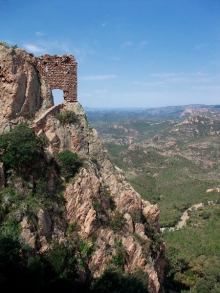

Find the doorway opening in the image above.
[{"left": 52, "top": 89, "right": 63, "bottom": 105}]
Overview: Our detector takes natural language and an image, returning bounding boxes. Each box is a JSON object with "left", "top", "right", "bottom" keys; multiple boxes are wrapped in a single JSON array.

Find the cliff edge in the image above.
[{"left": 0, "top": 45, "right": 165, "bottom": 293}]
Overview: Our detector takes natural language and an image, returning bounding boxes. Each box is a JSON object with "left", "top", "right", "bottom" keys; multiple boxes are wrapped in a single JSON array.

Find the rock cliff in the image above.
[{"left": 0, "top": 45, "right": 165, "bottom": 293}]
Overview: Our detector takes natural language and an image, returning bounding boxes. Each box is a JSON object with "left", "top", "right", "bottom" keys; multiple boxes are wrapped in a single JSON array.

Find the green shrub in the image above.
[
  {"left": 109, "top": 211, "right": 126, "bottom": 233},
  {"left": 57, "top": 150, "right": 82, "bottom": 179},
  {"left": 0, "top": 233, "right": 28, "bottom": 288},
  {"left": 112, "top": 245, "right": 126, "bottom": 268},
  {"left": 144, "top": 219, "right": 163, "bottom": 255},
  {"left": 0, "top": 41, "right": 10, "bottom": 48},
  {"left": 11, "top": 44, "right": 18, "bottom": 49},
  {"left": 55, "top": 110, "right": 78, "bottom": 125},
  {"left": 134, "top": 233, "right": 151, "bottom": 258},
  {"left": 0, "top": 123, "right": 45, "bottom": 172},
  {"left": 66, "top": 222, "right": 78, "bottom": 234},
  {"left": 0, "top": 41, "right": 18, "bottom": 49},
  {"left": 44, "top": 241, "right": 77, "bottom": 279},
  {"left": 90, "top": 268, "right": 148, "bottom": 293},
  {"left": 0, "top": 218, "right": 22, "bottom": 238}
]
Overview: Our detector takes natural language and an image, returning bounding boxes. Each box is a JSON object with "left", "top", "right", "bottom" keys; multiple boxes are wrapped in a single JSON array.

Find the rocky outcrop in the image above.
[
  {"left": 0, "top": 45, "right": 165, "bottom": 293},
  {"left": 0, "top": 45, "right": 53, "bottom": 132}
]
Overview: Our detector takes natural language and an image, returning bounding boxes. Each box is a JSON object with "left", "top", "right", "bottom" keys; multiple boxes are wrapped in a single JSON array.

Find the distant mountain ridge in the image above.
[{"left": 85, "top": 104, "right": 220, "bottom": 126}]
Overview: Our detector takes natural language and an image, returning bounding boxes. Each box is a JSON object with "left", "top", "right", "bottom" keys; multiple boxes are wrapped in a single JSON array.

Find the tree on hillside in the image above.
[{"left": 0, "top": 123, "right": 46, "bottom": 172}]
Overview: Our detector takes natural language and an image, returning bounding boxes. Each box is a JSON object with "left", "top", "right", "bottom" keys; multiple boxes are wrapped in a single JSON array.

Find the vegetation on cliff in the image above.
[
  {"left": 0, "top": 40, "right": 18, "bottom": 49},
  {"left": 0, "top": 122, "right": 150, "bottom": 292},
  {"left": 86, "top": 107, "right": 220, "bottom": 292},
  {"left": 0, "top": 231, "right": 149, "bottom": 292},
  {"left": 0, "top": 46, "right": 165, "bottom": 293},
  {"left": 57, "top": 150, "right": 83, "bottom": 180},
  {"left": 0, "top": 124, "right": 45, "bottom": 173},
  {"left": 55, "top": 110, "right": 78, "bottom": 125}
]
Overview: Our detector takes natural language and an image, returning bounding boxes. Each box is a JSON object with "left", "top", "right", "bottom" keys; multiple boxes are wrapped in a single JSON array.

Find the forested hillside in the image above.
[{"left": 86, "top": 105, "right": 220, "bottom": 292}]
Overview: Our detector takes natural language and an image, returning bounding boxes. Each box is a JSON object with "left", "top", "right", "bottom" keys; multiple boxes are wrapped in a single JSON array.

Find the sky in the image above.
[{"left": 0, "top": 0, "right": 220, "bottom": 109}]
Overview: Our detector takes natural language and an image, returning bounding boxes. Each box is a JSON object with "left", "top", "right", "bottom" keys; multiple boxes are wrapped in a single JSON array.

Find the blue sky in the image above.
[{"left": 0, "top": 0, "right": 220, "bottom": 108}]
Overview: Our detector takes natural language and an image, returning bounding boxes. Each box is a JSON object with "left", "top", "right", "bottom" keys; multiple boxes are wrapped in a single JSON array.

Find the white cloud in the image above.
[
  {"left": 122, "top": 40, "right": 148, "bottom": 49},
  {"left": 209, "top": 60, "right": 220, "bottom": 66},
  {"left": 81, "top": 75, "right": 116, "bottom": 81},
  {"left": 122, "top": 41, "right": 133, "bottom": 47},
  {"left": 38, "top": 39, "right": 72, "bottom": 54},
  {"left": 94, "top": 90, "right": 108, "bottom": 94},
  {"left": 23, "top": 43, "right": 46, "bottom": 53},
  {"left": 189, "top": 71, "right": 208, "bottom": 77},
  {"left": 194, "top": 43, "right": 209, "bottom": 50},
  {"left": 143, "top": 71, "right": 220, "bottom": 93},
  {"left": 21, "top": 37, "right": 95, "bottom": 62},
  {"left": 134, "top": 81, "right": 165, "bottom": 86},
  {"left": 80, "top": 93, "right": 92, "bottom": 97},
  {"left": 36, "top": 31, "right": 45, "bottom": 36},
  {"left": 72, "top": 47, "right": 91, "bottom": 61},
  {"left": 150, "top": 72, "right": 176, "bottom": 78},
  {"left": 23, "top": 40, "right": 74, "bottom": 55},
  {"left": 192, "top": 85, "right": 220, "bottom": 91},
  {"left": 102, "top": 22, "right": 108, "bottom": 27},
  {"left": 139, "top": 41, "right": 149, "bottom": 47},
  {"left": 108, "top": 56, "right": 120, "bottom": 61},
  {"left": 150, "top": 72, "right": 208, "bottom": 83}
]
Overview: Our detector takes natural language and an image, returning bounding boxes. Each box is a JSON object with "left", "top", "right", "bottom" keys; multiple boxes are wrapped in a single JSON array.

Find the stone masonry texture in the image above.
[{"left": 36, "top": 54, "right": 77, "bottom": 102}]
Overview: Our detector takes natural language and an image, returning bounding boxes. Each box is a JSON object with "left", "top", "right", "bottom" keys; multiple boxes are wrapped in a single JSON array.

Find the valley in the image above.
[
  {"left": 86, "top": 104, "right": 220, "bottom": 292},
  {"left": 86, "top": 105, "right": 220, "bottom": 227}
]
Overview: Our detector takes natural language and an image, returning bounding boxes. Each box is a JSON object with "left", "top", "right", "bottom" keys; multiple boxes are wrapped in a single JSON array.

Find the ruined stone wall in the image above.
[{"left": 36, "top": 54, "right": 77, "bottom": 102}]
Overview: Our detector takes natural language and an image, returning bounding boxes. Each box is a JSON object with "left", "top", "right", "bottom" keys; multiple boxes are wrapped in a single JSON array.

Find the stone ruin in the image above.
[{"left": 36, "top": 54, "right": 77, "bottom": 102}]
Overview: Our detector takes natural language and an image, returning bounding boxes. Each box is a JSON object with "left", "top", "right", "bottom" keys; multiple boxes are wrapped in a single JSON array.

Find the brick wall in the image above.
[{"left": 36, "top": 54, "right": 77, "bottom": 102}]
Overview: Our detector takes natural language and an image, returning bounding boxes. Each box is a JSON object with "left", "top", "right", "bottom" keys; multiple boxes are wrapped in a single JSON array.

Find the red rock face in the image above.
[
  {"left": 0, "top": 46, "right": 166, "bottom": 293},
  {"left": 36, "top": 54, "right": 77, "bottom": 102}
]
